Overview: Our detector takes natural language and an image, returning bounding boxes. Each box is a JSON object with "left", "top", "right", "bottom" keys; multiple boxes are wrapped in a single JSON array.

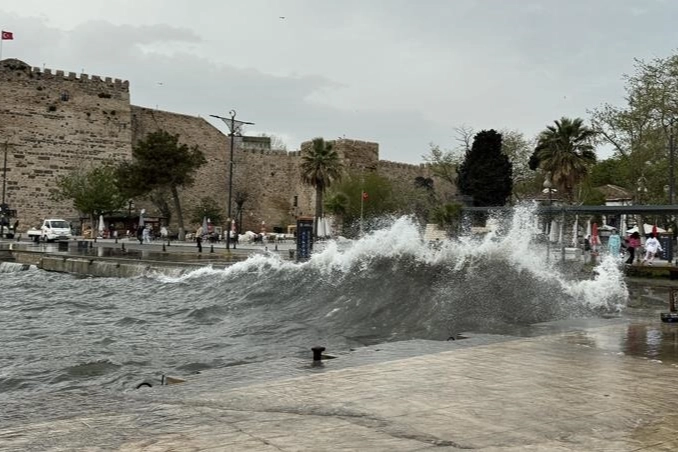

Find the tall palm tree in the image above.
[
  {"left": 300, "top": 138, "right": 343, "bottom": 236},
  {"left": 534, "top": 117, "right": 597, "bottom": 202}
]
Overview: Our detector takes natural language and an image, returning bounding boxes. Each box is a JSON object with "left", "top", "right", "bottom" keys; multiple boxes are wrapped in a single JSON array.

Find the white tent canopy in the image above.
[{"left": 626, "top": 224, "right": 667, "bottom": 235}]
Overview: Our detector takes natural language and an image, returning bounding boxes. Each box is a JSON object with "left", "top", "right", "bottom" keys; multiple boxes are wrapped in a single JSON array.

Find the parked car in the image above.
[{"left": 27, "top": 219, "right": 73, "bottom": 242}]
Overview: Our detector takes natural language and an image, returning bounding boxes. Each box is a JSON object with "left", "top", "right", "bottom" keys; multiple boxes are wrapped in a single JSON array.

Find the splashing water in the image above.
[{"left": 0, "top": 204, "right": 627, "bottom": 401}]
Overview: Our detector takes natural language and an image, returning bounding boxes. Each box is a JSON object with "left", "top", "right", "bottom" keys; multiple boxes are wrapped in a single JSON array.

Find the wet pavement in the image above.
[
  {"left": 4, "top": 238, "right": 678, "bottom": 450},
  {"left": 3, "top": 313, "right": 678, "bottom": 451}
]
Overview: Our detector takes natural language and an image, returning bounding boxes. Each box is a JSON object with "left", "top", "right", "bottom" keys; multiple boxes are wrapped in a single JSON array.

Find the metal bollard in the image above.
[
  {"left": 312, "top": 346, "right": 326, "bottom": 361},
  {"left": 210, "top": 245, "right": 214, "bottom": 253},
  {"left": 162, "top": 244, "right": 166, "bottom": 252},
  {"left": 121, "top": 243, "right": 126, "bottom": 252},
  {"left": 167, "top": 239, "right": 171, "bottom": 247}
]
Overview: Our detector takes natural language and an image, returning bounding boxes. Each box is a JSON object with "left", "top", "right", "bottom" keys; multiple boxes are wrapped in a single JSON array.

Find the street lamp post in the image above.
[
  {"left": 210, "top": 110, "right": 254, "bottom": 250},
  {"left": 543, "top": 173, "right": 554, "bottom": 262}
]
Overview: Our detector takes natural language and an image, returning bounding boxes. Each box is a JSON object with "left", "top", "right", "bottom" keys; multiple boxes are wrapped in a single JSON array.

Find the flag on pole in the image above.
[{"left": 1, "top": 31, "right": 13, "bottom": 40}]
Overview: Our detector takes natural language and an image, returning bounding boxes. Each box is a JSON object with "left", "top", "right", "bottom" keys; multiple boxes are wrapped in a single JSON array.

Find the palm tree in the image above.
[
  {"left": 300, "top": 138, "right": 343, "bottom": 236},
  {"left": 534, "top": 117, "right": 597, "bottom": 202}
]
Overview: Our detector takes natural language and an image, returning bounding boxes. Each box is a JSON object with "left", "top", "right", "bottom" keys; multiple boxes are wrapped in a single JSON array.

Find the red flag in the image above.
[
  {"left": 362, "top": 191, "right": 368, "bottom": 200},
  {"left": 652, "top": 224, "right": 658, "bottom": 237},
  {"left": 1, "top": 31, "right": 14, "bottom": 40}
]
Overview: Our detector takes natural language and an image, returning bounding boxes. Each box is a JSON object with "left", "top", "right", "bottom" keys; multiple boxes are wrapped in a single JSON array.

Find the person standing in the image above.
[
  {"left": 642, "top": 234, "right": 663, "bottom": 265},
  {"left": 626, "top": 231, "right": 641, "bottom": 265},
  {"left": 608, "top": 228, "right": 621, "bottom": 258}
]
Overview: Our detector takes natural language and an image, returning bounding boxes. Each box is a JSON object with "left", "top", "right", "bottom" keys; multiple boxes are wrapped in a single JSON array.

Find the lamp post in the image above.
[
  {"left": 543, "top": 173, "right": 554, "bottom": 261},
  {"left": 210, "top": 110, "right": 254, "bottom": 250}
]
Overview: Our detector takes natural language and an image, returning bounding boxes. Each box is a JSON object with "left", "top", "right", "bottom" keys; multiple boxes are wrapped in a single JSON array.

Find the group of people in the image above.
[{"left": 606, "top": 229, "right": 663, "bottom": 265}]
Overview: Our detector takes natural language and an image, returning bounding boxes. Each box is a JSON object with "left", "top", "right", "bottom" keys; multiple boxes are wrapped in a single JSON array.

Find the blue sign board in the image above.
[{"left": 296, "top": 218, "right": 314, "bottom": 260}]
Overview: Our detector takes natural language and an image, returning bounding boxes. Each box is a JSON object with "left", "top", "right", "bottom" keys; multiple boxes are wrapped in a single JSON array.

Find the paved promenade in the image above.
[{"left": 3, "top": 320, "right": 678, "bottom": 451}]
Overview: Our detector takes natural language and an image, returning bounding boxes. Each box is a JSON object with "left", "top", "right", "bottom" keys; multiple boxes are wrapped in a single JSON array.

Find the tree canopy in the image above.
[
  {"left": 52, "top": 163, "right": 127, "bottom": 225},
  {"left": 531, "top": 117, "right": 597, "bottom": 203},
  {"left": 457, "top": 130, "right": 513, "bottom": 207},
  {"left": 300, "top": 137, "right": 343, "bottom": 236},
  {"left": 116, "top": 130, "right": 206, "bottom": 240}
]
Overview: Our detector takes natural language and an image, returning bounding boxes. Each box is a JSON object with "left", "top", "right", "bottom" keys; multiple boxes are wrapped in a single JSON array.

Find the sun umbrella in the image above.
[
  {"left": 231, "top": 219, "right": 236, "bottom": 239},
  {"left": 202, "top": 216, "right": 208, "bottom": 236},
  {"left": 139, "top": 209, "right": 145, "bottom": 228},
  {"left": 549, "top": 220, "right": 558, "bottom": 243},
  {"left": 98, "top": 214, "right": 105, "bottom": 237}
]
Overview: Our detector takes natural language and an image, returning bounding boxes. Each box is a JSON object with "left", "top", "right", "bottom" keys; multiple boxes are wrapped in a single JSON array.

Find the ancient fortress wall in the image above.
[
  {"left": 1, "top": 58, "right": 447, "bottom": 234},
  {"left": 0, "top": 59, "right": 132, "bottom": 227}
]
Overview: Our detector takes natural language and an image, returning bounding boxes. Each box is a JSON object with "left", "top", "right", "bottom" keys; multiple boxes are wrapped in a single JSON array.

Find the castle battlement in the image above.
[
  {"left": 379, "top": 159, "right": 428, "bottom": 169},
  {"left": 31, "top": 66, "right": 129, "bottom": 89},
  {"left": 0, "top": 58, "right": 129, "bottom": 90}
]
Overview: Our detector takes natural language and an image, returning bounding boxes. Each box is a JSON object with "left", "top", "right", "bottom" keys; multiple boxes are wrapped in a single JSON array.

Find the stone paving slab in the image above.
[{"left": 3, "top": 324, "right": 678, "bottom": 451}]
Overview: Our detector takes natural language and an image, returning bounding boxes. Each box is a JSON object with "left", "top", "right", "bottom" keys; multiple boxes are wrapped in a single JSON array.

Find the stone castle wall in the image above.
[
  {"left": 1, "top": 58, "right": 448, "bottom": 234},
  {"left": 0, "top": 59, "right": 132, "bottom": 228}
]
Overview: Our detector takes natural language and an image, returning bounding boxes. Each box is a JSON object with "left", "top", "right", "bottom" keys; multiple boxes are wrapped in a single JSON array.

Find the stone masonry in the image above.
[{"left": 1, "top": 58, "right": 447, "bottom": 234}]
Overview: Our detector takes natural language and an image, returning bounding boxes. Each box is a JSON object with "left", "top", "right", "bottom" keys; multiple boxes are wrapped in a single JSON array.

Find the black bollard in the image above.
[
  {"left": 162, "top": 243, "right": 166, "bottom": 252},
  {"left": 275, "top": 243, "right": 278, "bottom": 251},
  {"left": 197, "top": 238, "right": 203, "bottom": 253},
  {"left": 167, "top": 239, "right": 171, "bottom": 247},
  {"left": 115, "top": 237, "right": 118, "bottom": 244},
  {"left": 210, "top": 244, "right": 214, "bottom": 253},
  {"left": 121, "top": 242, "right": 126, "bottom": 252},
  {"left": 312, "top": 346, "right": 326, "bottom": 361}
]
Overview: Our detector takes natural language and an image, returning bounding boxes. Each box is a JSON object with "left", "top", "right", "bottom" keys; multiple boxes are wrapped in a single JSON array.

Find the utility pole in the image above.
[{"left": 210, "top": 111, "right": 254, "bottom": 250}]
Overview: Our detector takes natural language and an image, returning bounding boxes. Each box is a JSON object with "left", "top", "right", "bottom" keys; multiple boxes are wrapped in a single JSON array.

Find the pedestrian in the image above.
[
  {"left": 626, "top": 231, "right": 641, "bottom": 265},
  {"left": 608, "top": 228, "right": 621, "bottom": 258},
  {"left": 641, "top": 233, "right": 663, "bottom": 265}
]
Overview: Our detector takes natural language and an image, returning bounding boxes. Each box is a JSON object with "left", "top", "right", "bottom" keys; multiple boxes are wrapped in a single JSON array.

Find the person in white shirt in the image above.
[{"left": 642, "top": 234, "right": 663, "bottom": 265}]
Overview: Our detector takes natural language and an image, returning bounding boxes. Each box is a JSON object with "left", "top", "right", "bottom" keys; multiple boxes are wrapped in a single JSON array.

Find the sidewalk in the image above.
[{"left": 3, "top": 321, "right": 678, "bottom": 451}]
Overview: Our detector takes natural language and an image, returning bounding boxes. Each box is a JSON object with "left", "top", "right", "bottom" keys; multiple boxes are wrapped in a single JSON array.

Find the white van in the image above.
[{"left": 27, "top": 219, "right": 73, "bottom": 242}]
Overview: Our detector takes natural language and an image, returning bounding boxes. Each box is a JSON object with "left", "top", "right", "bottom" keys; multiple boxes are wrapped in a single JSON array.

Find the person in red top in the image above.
[{"left": 626, "top": 231, "right": 641, "bottom": 265}]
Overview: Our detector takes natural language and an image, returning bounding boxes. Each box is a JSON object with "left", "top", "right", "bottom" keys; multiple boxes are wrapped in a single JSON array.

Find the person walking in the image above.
[
  {"left": 626, "top": 231, "right": 641, "bottom": 265},
  {"left": 642, "top": 234, "right": 663, "bottom": 265}
]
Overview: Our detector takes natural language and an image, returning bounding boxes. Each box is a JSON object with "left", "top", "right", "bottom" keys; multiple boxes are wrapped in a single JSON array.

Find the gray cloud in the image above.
[{"left": 3, "top": 1, "right": 678, "bottom": 162}]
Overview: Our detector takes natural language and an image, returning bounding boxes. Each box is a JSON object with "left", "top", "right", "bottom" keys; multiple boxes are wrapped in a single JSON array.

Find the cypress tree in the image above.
[{"left": 457, "top": 130, "right": 513, "bottom": 206}]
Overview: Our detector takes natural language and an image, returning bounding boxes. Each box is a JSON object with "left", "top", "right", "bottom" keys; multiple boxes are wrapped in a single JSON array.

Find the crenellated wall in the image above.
[
  {"left": 1, "top": 58, "right": 451, "bottom": 235},
  {"left": 0, "top": 59, "right": 132, "bottom": 228}
]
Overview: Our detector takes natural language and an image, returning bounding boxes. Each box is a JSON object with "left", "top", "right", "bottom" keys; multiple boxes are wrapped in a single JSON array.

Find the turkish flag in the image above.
[
  {"left": 1, "top": 31, "right": 14, "bottom": 40},
  {"left": 362, "top": 191, "right": 368, "bottom": 200}
]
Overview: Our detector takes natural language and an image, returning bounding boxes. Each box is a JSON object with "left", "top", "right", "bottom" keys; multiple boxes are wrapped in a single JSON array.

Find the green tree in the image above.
[
  {"left": 457, "top": 130, "right": 513, "bottom": 206},
  {"left": 189, "top": 197, "right": 224, "bottom": 226},
  {"left": 325, "top": 170, "right": 398, "bottom": 237},
  {"left": 431, "top": 202, "right": 463, "bottom": 236},
  {"left": 501, "top": 129, "right": 535, "bottom": 200},
  {"left": 52, "top": 163, "right": 127, "bottom": 230},
  {"left": 300, "top": 137, "right": 343, "bottom": 237},
  {"left": 116, "top": 130, "right": 206, "bottom": 241},
  {"left": 531, "top": 117, "right": 597, "bottom": 203},
  {"left": 590, "top": 52, "right": 678, "bottom": 200}
]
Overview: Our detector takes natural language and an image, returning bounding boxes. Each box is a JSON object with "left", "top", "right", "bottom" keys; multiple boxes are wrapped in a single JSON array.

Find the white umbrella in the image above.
[
  {"left": 585, "top": 219, "right": 591, "bottom": 239},
  {"left": 620, "top": 216, "right": 627, "bottom": 238},
  {"left": 317, "top": 217, "right": 326, "bottom": 238},
  {"left": 571, "top": 215, "right": 579, "bottom": 247},
  {"left": 323, "top": 217, "right": 332, "bottom": 238},
  {"left": 98, "top": 215, "right": 105, "bottom": 237},
  {"left": 139, "top": 209, "right": 145, "bottom": 228},
  {"left": 549, "top": 220, "right": 558, "bottom": 243},
  {"left": 202, "top": 216, "right": 208, "bottom": 236}
]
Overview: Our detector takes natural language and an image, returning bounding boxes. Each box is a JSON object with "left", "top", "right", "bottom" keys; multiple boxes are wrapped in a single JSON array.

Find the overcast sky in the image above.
[{"left": 1, "top": 1, "right": 677, "bottom": 163}]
